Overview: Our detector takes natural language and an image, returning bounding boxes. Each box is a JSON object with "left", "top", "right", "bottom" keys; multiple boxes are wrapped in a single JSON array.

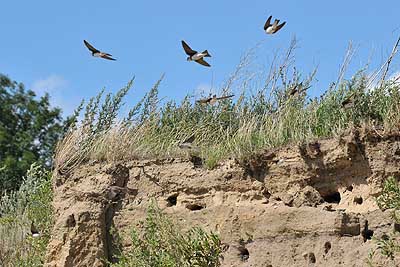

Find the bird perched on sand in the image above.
[
  {"left": 197, "top": 94, "right": 234, "bottom": 105},
  {"left": 264, "top": 15, "right": 286, "bottom": 34},
  {"left": 181, "top": 40, "right": 211, "bottom": 67},
  {"left": 84, "top": 40, "right": 116, "bottom": 61},
  {"left": 31, "top": 222, "right": 40, "bottom": 238}
]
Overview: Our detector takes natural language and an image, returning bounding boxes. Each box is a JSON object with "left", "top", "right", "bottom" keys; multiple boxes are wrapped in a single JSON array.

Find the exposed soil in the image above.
[{"left": 45, "top": 128, "right": 400, "bottom": 266}]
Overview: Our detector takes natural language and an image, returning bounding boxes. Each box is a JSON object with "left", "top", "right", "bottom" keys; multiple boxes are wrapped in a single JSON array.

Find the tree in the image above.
[{"left": 0, "top": 74, "right": 64, "bottom": 192}]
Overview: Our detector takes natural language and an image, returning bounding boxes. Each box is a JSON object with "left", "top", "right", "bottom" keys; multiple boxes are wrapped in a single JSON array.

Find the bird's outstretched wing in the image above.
[
  {"left": 84, "top": 40, "right": 100, "bottom": 53},
  {"left": 182, "top": 134, "right": 195, "bottom": 144},
  {"left": 341, "top": 98, "right": 354, "bottom": 108},
  {"left": 101, "top": 54, "right": 116, "bottom": 61},
  {"left": 195, "top": 58, "right": 211, "bottom": 67},
  {"left": 274, "top": 22, "right": 286, "bottom": 33},
  {"left": 182, "top": 40, "right": 197, "bottom": 56},
  {"left": 216, "top": 94, "right": 234, "bottom": 101},
  {"left": 342, "top": 92, "right": 356, "bottom": 108},
  {"left": 264, "top": 15, "right": 273, "bottom": 30}
]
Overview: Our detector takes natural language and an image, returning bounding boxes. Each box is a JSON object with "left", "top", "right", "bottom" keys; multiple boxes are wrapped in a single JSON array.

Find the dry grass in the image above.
[{"left": 54, "top": 38, "right": 400, "bottom": 173}]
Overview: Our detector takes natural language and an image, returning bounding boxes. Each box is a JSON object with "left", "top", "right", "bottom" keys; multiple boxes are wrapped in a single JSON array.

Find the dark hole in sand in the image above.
[
  {"left": 353, "top": 196, "right": 363, "bottom": 205},
  {"left": 186, "top": 203, "right": 205, "bottom": 211},
  {"left": 362, "top": 220, "right": 374, "bottom": 242},
  {"left": 190, "top": 155, "right": 203, "bottom": 168},
  {"left": 323, "top": 192, "right": 341, "bottom": 204},
  {"left": 238, "top": 247, "right": 249, "bottom": 261},
  {"left": 394, "top": 223, "right": 400, "bottom": 232},
  {"left": 324, "top": 242, "right": 332, "bottom": 254},
  {"left": 346, "top": 185, "right": 353, "bottom": 192},
  {"left": 166, "top": 195, "right": 177, "bottom": 207},
  {"left": 308, "top": 253, "right": 316, "bottom": 264}
]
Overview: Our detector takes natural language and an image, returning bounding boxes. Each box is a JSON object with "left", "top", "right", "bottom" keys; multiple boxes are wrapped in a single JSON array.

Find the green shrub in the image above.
[
  {"left": 110, "top": 202, "right": 222, "bottom": 267},
  {"left": 0, "top": 163, "right": 53, "bottom": 266},
  {"left": 377, "top": 177, "right": 400, "bottom": 214},
  {"left": 369, "top": 177, "right": 400, "bottom": 265}
]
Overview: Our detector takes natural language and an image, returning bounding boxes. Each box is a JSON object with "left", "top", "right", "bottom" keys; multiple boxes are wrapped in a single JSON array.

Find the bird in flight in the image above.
[
  {"left": 197, "top": 94, "right": 234, "bottom": 105},
  {"left": 341, "top": 96, "right": 355, "bottom": 109},
  {"left": 181, "top": 40, "right": 211, "bottom": 67},
  {"left": 288, "top": 82, "right": 311, "bottom": 96},
  {"left": 264, "top": 16, "right": 286, "bottom": 34},
  {"left": 179, "top": 134, "right": 195, "bottom": 149},
  {"left": 84, "top": 40, "right": 116, "bottom": 61}
]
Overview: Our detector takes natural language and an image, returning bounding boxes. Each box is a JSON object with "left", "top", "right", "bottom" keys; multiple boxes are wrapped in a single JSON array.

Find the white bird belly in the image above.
[
  {"left": 265, "top": 26, "right": 274, "bottom": 34},
  {"left": 192, "top": 53, "right": 204, "bottom": 60}
]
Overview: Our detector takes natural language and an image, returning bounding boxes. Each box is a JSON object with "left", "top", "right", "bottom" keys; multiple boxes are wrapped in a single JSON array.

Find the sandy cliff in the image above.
[{"left": 45, "top": 128, "right": 400, "bottom": 266}]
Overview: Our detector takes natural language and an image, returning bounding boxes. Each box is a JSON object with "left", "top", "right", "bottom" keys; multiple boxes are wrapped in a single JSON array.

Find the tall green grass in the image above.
[
  {"left": 54, "top": 39, "right": 400, "bottom": 173},
  {"left": 0, "top": 163, "right": 53, "bottom": 266}
]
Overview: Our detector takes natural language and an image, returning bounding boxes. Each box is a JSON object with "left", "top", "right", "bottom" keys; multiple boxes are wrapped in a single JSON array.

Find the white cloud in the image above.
[
  {"left": 30, "top": 75, "right": 76, "bottom": 117},
  {"left": 31, "top": 75, "right": 68, "bottom": 95}
]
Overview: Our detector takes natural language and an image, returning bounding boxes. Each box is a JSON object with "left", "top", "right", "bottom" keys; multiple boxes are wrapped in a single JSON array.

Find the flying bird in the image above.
[
  {"left": 181, "top": 40, "right": 211, "bottom": 67},
  {"left": 288, "top": 82, "right": 310, "bottom": 96},
  {"left": 341, "top": 98, "right": 354, "bottom": 109},
  {"left": 341, "top": 92, "right": 356, "bottom": 108},
  {"left": 83, "top": 40, "right": 116, "bottom": 61},
  {"left": 264, "top": 16, "right": 286, "bottom": 34},
  {"left": 31, "top": 222, "right": 40, "bottom": 238},
  {"left": 197, "top": 94, "right": 234, "bottom": 105},
  {"left": 179, "top": 134, "right": 195, "bottom": 149}
]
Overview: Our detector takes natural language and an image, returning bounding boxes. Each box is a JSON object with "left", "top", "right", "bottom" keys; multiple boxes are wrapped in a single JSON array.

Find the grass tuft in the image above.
[{"left": 110, "top": 201, "right": 222, "bottom": 267}]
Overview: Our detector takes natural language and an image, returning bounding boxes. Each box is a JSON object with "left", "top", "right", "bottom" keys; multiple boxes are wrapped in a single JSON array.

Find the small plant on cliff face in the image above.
[
  {"left": 110, "top": 202, "right": 222, "bottom": 267},
  {"left": 377, "top": 177, "right": 400, "bottom": 214},
  {"left": 368, "top": 177, "right": 400, "bottom": 265},
  {"left": 0, "top": 163, "right": 53, "bottom": 266}
]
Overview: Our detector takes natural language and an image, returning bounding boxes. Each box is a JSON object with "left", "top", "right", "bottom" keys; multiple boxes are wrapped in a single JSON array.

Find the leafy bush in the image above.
[
  {"left": 0, "top": 163, "right": 53, "bottom": 266},
  {"left": 110, "top": 202, "right": 222, "bottom": 267}
]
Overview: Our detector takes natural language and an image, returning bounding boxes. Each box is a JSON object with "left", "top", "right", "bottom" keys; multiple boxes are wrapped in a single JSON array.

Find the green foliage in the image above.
[
  {"left": 376, "top": 235, "right": 400, "bottom": 260},
  {"left": 111, "top": 202, "right": 222, "bottom": 267},
  {"left": 0, "top": 74, "right": 65, "bottom": 192},
  {"left": 0, "top": 163, "right": 53, "bottom": 266},
  {"left": 369, "top": 177, "right": 400, "bottom": 264},
  {"left": 377, "top": 177, "right": 400, "bottom": 213}
]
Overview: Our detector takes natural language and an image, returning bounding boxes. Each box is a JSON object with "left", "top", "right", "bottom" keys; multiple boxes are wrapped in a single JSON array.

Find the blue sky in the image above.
[{"left": 1, "top": 0, "right": 400, "bottom": 117}]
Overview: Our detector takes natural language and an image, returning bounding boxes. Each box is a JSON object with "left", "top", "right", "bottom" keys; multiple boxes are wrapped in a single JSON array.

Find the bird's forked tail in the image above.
[{"left": 202, "top": 50, "right": 211, "bottom": 57}]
